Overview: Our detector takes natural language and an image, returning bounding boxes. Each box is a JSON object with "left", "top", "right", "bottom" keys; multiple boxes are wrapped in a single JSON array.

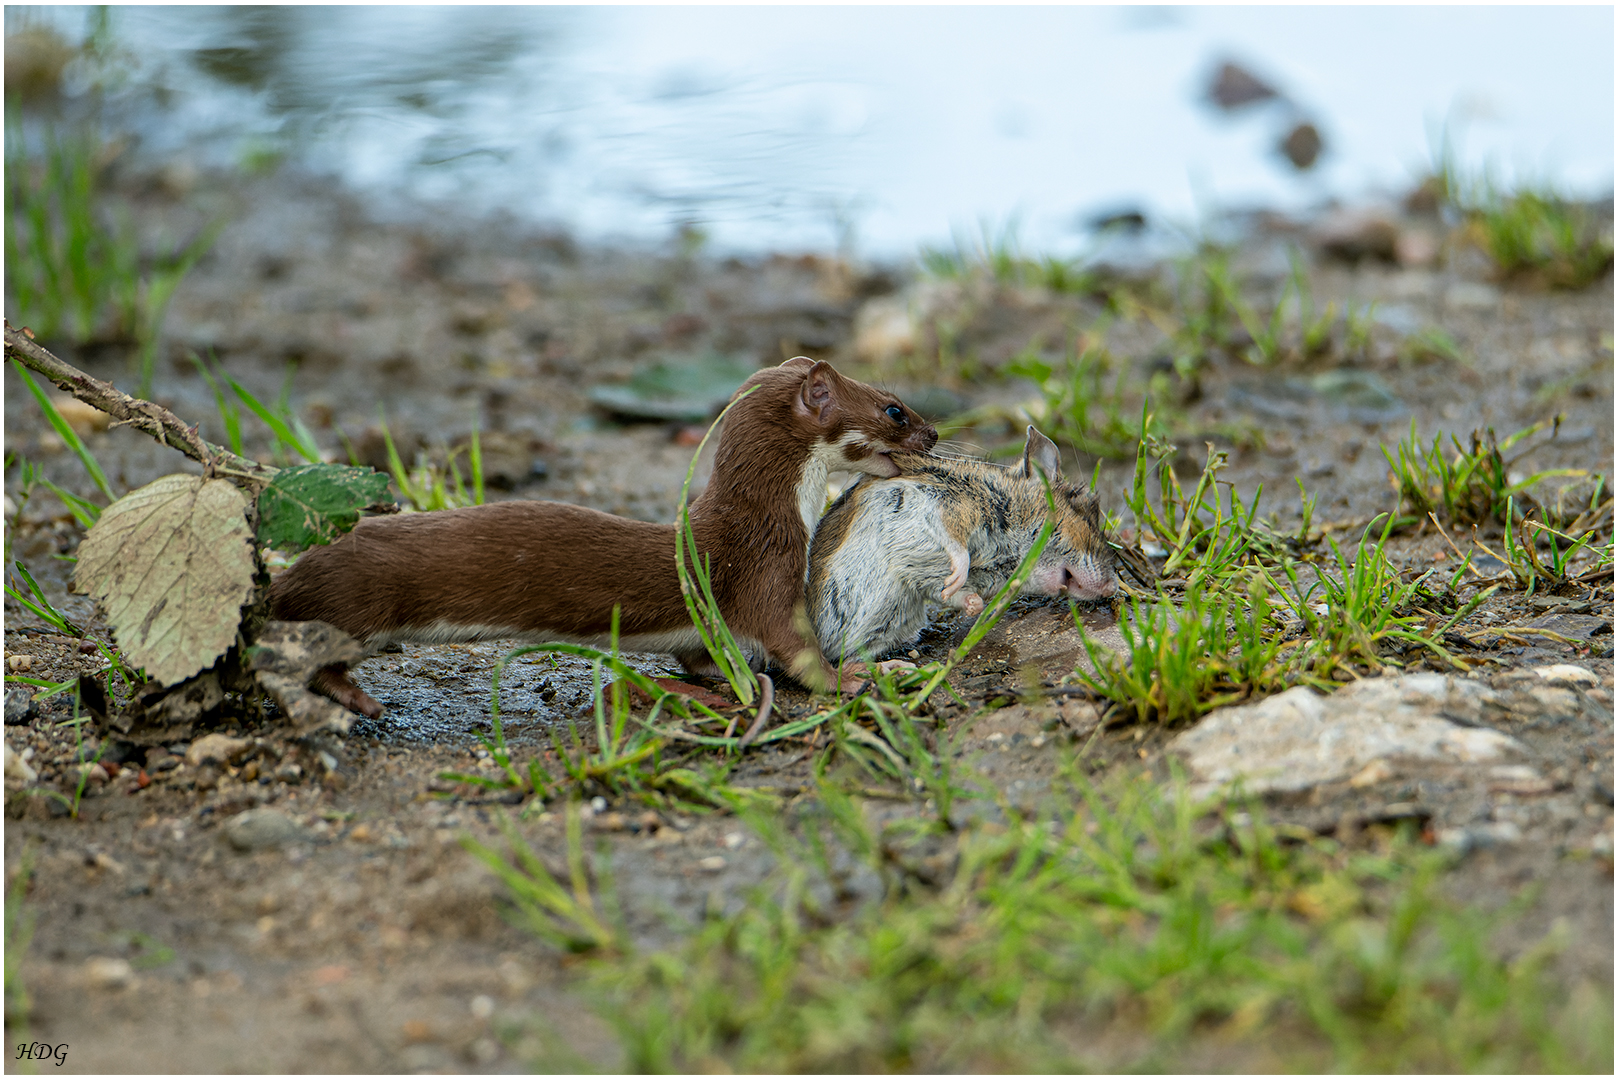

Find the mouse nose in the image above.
[{"left": 1062, "top": 563, "right": 1116, "bottom": 599}]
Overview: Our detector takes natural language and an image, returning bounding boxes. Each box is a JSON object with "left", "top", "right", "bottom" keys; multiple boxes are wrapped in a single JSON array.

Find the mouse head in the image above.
[
  {"left": 1016, "top": 426, "right": 1117, "bottom": 601},
  {"left": 771, "top": 356, "right": 938, "bottom": 477}
]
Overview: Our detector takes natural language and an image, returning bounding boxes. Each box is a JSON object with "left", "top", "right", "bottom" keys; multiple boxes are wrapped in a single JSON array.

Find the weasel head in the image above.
[
  {"left": 707, "top": 358, "right": 938, "bottom": 543},
  {"left": 776, "top": 357, "right": 936, "bottom": 477}
]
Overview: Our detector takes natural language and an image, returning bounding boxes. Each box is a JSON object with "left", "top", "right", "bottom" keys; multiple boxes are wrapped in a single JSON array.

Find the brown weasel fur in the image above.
[{"left": 270, "top": 357, "right": 937, "bottom": 717}]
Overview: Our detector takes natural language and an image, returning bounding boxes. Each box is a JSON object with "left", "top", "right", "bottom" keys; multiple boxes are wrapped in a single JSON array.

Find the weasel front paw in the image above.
[{"left": 312, "top": 664, "right": 384, "bottom": 720}]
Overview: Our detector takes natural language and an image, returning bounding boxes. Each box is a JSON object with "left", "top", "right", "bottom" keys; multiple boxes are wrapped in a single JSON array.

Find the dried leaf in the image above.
[
  {"left": 256, "top": 463, "right": 393, "bottom": 552},
  {"left": 74, "top": 473, "right": 256, "bottom": 686}
]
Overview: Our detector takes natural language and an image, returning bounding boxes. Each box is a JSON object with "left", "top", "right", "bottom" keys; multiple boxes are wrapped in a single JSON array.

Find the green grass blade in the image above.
[{"left": 11, "top": 360, "right": 113, "bottom": 502}]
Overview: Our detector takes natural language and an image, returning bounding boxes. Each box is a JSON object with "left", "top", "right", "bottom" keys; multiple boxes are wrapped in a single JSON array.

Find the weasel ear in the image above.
[
  {"left": 796, "top": 361, "right": 836, "bottom": 422},
  {"left": 779, "top": 355, "right": 817, "bottom": 372},
  {"left": 1021, "top": 425, "right": 1062, "bottom": 481}
]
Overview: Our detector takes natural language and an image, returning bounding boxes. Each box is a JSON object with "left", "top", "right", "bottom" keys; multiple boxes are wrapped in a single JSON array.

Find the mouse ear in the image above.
[
  {"left": 796, "top": 361, "right": 836, "bottom": 422},
  {"left": 1021, "top": 425, "right": 1062, "bottom": 482}
]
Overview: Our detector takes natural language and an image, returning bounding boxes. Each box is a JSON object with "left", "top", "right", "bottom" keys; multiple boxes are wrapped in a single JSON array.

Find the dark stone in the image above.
[
  {"left": 1208, "top": 61, "right": 1278, "bottom": 111},
  {"left": 1279, "top": 121, "right": 1323, "bottom": 170},
  {"left": 4, "top": 688, "right": 35, "bottom": 726}
]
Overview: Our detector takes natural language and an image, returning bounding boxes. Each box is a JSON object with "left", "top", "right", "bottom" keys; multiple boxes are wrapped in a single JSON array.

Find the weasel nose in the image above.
[{"left": 921, "top": 424, "right": 939, "bottom": 449}]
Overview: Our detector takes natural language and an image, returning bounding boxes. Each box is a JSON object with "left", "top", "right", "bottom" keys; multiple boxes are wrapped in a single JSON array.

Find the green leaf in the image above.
[
  {"left": 73, "top": 474, "right": 256, "bottom": 687},
  {"left": 255, "top": 463, "right": 393, "bottom": 552}
]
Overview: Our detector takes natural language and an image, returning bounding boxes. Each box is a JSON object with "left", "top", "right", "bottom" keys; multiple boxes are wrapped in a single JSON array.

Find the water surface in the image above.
[{"left": 12, "top": 5, "right": 1614, "bottom": 256}]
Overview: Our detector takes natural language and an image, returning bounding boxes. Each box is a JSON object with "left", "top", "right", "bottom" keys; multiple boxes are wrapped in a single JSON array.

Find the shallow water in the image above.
[{"left": 9, "top": 6, "right": 1616, "bottom": 255}]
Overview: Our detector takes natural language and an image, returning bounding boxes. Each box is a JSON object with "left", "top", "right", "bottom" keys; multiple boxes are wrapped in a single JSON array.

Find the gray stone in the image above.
[
  {"left": 1169, "top": 674, "right": 1530, "bottom": 799},
  {"left": 222, "top": 808, "right": 305, "bottom": 852},
  {"left": 4, "top": 687, "right": 35, "bottom": 726},
  {"left": 1436, "top": 821, "right": 1524, "bottom": 852}
]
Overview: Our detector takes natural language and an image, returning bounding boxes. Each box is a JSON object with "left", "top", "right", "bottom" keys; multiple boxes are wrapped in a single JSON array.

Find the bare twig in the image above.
[{"left": 5, "top": 320, "right": 277, "bottom": 488}]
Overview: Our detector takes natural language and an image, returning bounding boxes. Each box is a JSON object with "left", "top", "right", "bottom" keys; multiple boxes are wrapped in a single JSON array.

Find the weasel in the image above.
[
  {"left": 270, "top": 357, "right": 937, "bottom": 717},
  {"left": 807, "top": 426, "right": 1116, "bottom": 661}
]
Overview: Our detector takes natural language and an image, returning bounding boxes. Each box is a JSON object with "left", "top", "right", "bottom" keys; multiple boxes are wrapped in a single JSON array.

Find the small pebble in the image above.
[
  {"left": 469, "top": 994, "right": 495, "bottom": 1019},
  {"left": 1436, "top": 822, "right": 1523, "bottom": 853},
  {"left": 1349, "top": 759, "right": 1394, "bottom": 788},
  {"left": 696, "top": 855, "right": 727, "bottom": 872},
  {"left": 85, "top": 956, "right": 136, "bottom": 991},
  {"left": 6, "top": 654, "right": 34, "bottom": 673},
  {"left": 185, "top": 734, "right": 250, "bottom": 768},
  {"left": 223, "top": 808, "right": 304, "bottom": 852}
]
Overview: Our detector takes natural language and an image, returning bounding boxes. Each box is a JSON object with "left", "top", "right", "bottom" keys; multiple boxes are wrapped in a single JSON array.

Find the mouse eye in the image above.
[{"left": 885, "top": 405, "right": 906, "bottom": 423}]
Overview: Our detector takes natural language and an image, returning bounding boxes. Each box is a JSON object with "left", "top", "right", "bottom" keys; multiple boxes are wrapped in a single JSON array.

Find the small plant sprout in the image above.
[
  {"left": 673, "top": 387, "right": 764, "bottom": 707},
  {"left": 5, "top": 561, "right": 83, "bottom": 638},
  {"left": 373, "top": 409, "right": 486, "bottom": 512},
  {"left": 12, "top": 359, "right": 113, "bottom": 505},
  {"left": 1007, "top": 332, "right": 1145, "bottom": 459},
  {"left": 228, "top": 369, "right": 320, "bottom": 465},
  {"left": 189, "top": 351, "right": 244, "bottom": 456},
  {"left": 462, "top": 800, "right": 624, "bottom": 954}
]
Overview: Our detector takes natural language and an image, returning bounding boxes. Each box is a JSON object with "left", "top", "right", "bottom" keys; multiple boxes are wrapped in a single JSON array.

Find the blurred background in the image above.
[
  {"left": 3, "top": 4, "right": 1613, "bottom": 530},
  {"left": 6, "top": 4, "right": 1613, "bottom": 257}
]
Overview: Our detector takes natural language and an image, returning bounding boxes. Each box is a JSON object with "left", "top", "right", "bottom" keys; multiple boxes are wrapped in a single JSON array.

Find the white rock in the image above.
[
  {"left": 851, "top": 280, "right": 965, "bottom": 365},
  {"left": 85, "top": 956, "right": 136, "bottom": 990},
  {"left": 852, "top": 295, "right": 915, "bottom": 364},
  {"left": 4, "top": 741, "right": 37, "bottom": 785},
  {"left": 1169, "top": 674, "right": 1528, "bottom": 799},
  {"left": 1533, "top": 664, "right": 1599, "bottom": 688}
]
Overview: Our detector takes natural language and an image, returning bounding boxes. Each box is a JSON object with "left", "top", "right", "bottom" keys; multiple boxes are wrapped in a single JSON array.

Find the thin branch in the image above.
[{"left": 5, "top": 320, "right": 278, "bottom": 488}]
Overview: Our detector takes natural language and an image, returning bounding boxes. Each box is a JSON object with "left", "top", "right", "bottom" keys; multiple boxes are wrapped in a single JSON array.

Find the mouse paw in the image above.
[
  {"left": 960, "top": 591, "right": 985, "bottom": 617},
  {"left": 941, "top": 540, "right": 971, "bottom": 600},
  {"left": 837, "top": 658, "right": 917, "bottom": 692}
]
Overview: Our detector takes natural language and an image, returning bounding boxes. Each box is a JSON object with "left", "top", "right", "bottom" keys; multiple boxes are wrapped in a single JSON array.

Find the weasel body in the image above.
[
  {"left": 807, "top": 426, "right": 1116, "bottom": 661},
  {"left": 271, "top": 358, "right": 937, "bottom": 715}
]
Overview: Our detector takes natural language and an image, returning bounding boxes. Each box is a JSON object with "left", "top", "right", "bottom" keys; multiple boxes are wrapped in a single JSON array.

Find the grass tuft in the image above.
[
  {"left": 1381, "top": 416, "right": 1587, "bottom": 527},
  {"left": 4, "top": 118, "right": 218, "bottom": 393}
]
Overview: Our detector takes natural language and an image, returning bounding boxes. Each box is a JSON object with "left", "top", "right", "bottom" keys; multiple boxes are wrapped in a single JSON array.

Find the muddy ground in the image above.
[{"left": 4, "top": 164, "right": 1614, "bottom": 1072}]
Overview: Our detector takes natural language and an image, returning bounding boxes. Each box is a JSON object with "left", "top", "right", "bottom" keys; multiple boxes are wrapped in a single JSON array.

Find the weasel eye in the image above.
[{"left": 885, "top": 405, "right": 906, "bottom": 423}]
